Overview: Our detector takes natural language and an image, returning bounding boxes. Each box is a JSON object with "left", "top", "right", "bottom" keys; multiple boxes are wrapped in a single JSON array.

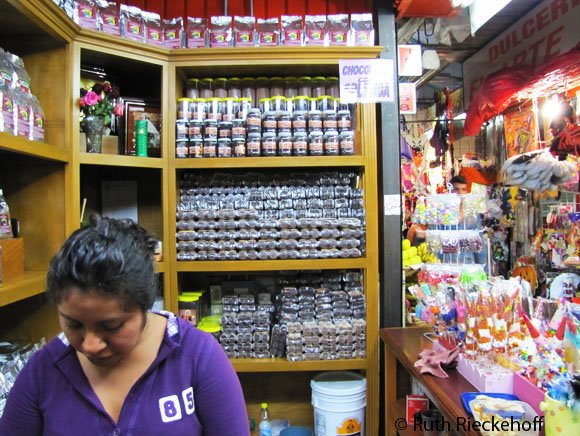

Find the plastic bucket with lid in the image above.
[{"left": 311, "top": 371, "right": 366, "bottom": 436}]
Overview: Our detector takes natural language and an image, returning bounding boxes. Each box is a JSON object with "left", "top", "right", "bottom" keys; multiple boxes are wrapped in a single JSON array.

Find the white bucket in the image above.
[{"left": 311, "top": 371, "right": 366, "bottom": 436}]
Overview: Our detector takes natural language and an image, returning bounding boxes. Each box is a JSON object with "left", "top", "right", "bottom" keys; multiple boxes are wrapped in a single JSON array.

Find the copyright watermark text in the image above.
[{"left": 393, "top": 415, "right": 544, "bottom": 432}]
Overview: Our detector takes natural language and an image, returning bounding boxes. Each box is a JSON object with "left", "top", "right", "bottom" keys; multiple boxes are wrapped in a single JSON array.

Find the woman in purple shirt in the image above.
[{"left": 0, "top": 217, "right": 250, "bottom": 436}]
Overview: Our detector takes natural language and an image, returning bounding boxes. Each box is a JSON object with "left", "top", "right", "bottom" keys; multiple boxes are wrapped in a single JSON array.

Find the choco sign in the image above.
[{"left": 463, "top": 0, "right": 579, "bottom": 106}]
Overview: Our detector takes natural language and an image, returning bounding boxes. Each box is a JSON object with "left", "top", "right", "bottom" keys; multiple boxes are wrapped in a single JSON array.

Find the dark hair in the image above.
[
  {"left": 46, "top": 216, "right": 158, "bottom": 312},
  {"left": 450, "top": 175, "right": 467, "bottom": 185}
]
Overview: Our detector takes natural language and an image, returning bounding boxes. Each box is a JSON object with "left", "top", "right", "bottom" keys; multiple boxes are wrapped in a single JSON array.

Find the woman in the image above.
[{"left": 0, "top": 217, "right": 249, "bottom": 435}]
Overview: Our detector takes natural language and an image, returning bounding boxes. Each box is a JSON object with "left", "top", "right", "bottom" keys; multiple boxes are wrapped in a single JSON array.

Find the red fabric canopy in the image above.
[{"left": 464, "top": 45, "right": 580, "bottom": 136}]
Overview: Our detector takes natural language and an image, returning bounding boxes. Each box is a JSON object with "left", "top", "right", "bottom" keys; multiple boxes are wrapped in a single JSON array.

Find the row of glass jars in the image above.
[
  {"left": 176, "top": 96, "right": 352, "bottom": 122},
  {"left": 186, "top": 76, "right": 340, "bottom": 104},
  {"left": 176, "top": 130, "right": 355, "bottom": 158},
  {"left": 176, "top": 110, "right": 352, "bottom": 141}
]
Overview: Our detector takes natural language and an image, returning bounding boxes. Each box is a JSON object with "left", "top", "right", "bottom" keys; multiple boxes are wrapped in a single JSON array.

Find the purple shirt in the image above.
[{"left": 0, "top": 312, "right": 249, "bottom": 436}]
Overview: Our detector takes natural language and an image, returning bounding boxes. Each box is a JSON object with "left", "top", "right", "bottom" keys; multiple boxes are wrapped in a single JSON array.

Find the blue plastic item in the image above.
[
  {"left": 279, "top": 426, "right": 313, "bottom": 436},
  {"left": 461, "top": 392, "right": 519, "bottom": 416}
]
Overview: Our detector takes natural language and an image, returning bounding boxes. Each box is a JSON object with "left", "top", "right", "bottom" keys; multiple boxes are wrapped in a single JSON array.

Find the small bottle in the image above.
[
  {"left": 0, "top": 189, "right": 13, "bottom": 239},
  {"left": 259, "top": 402, "right": 272, "bottom": 436}
]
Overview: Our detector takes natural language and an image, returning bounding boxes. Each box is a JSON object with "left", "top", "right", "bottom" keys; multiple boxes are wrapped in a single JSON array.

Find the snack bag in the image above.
[
  {"left": 328, "top": 14, "right": 349, "bottom": 46},
  {"left": 186, "top": 17, "right": 207, "bottom": 48},
  {"left": 75, "top": 0, "right": 99, "bottom": 31},
  {"left": 209, "top": 16, "right": 232, "bottom": 48},
  {"left": 120, "top": 4, "right": 144, "bottom": 43},
  {"left": 97, "top": 0, "right": 120, "bottom": 36},
  {"left": 163, "top": 17, "right": 184, "bottom": 48},
  {"left": 304, "top": 15, "right": 327, "bottom": 46},
  {"left": 350, "top": 13, "right": 374, "bottom": 47},
  {"left": 143, "top": 11, "right": 163, "bottom": 46},
  {"left": 256, "top": 17, "right": 279, "bottom": 46},
  {"left": 234, "top": 16, "right": 255, "bottom": 47},
  {"left": 281, "top": 15, "right": 303, "bottom": 46}
]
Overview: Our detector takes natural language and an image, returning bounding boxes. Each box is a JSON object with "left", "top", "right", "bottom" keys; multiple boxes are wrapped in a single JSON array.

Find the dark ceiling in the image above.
[{"left": 397, "top": 0, "right": 545, "bottom": 105}]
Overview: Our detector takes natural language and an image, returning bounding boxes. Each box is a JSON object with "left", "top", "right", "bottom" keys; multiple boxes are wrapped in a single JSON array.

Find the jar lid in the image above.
[
  {"left": 178, "top": 295, "right": 199, "bottom": 302},
  {"left": 218, "top": 121, "right": 233, "bottom": 127},
  {"left": 264, "top": 110, "right": 277, "bottom": 116},
  {"left": 241, "top": 77, "right": 256, "bottom": 82},
  {"left": 248, "top": 108, "right": 262, "bottom": 114},
  {"left": 284, "top": 76, "right": 298, "bottom": 81},
  {"left": 238, "top": 97, "right": 253, "bottom": 102},
  {"left": 324, "top": 130, "right": 339, "bottom": 136},
  {"left": 233, "top": 118, "right": 245, "bottom": 124},
  {"left": 298, "top": 76, "right": 312, "bottom": 81},
  {"left": 189, "top": 137, "right": 203, "bottom": 143},
  {"left": 293, "top": 95, "right": 310, "bottom": 100},
  {"left": 271, "top": 95, "right": 286, "bottom": 100},
  {"left": 228, "top": 77, "right": 241, "bottom": 82},
  {"left": 204, "top": 137, "right": 217, "bottom": 142},
  {"left": 309, "top": 131, "right": 324, "bottom": 137},
  {"left": 326, "top": 76, "right": 339, "bottom": 82},
  {"left": 218, "top": 137, "right": 232, "bottom": 142},
  {"left": 309, "top": 110, "right": 322, "bottom": 115},
  {"left": 204, "top": 119, "right": 218, "bottom": 124},
  {"left": 177, "top": 97, "right": 193, "bottom": 102},
  {"left": 339, "top": 130, "right": 354, "bottom": 136},
  {"left": 201, "top": 77, "right": 214, "bottom": 83},
  {"left": 191, "top": 98, "right": 207, "bottom": 102},
  {"left": 187, "top": 78, "right": 200, "bottom": 84},
  {"left": 248, "top": 132, "right": 262, "bottom": 137},
  {"left": 312, "top": 76, "right": 326, "bottom": 81},
  {"left": 263, "top": 131, "right": 276, "bottom": 138},
  {"left": 215, "top": 77, "right": 228, "bottom": 83},
  {"left": 318, "top": 95, "right": 334, "bottom": 100},
  {"left": 270, "top": 76, "right": 283, "bottom": 81},
  {"left": 337, "top": 109, "right": 351, "bottom": 115},
  {"left": 323, "top": 110, "right": 337, "bottom": 115},
  {"left": 207, "top": 97, "right": 222, "bottom": 102},
  {"left": 259, "top": 97, "right": 271, "bottom": 103},
  {"left": 279, "top": 111, "right": 291, "bottom": 116},
  {"left": 294, "top": 130, "right": 308, "bottom": 137},
  {"left": 293, "top": 110, "right": 307, "bottom": 116},
  {"left": 256, "top": 76, "right": 270, "bottom": 81},
  {"left": 278, "top": 131, "right": 292, "bottom": 138}
]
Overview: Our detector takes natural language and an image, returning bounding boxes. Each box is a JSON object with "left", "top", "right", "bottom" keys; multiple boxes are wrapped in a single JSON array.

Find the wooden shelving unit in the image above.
[{"left": 0, "top": 2, "right": 383, "bottom": 434}]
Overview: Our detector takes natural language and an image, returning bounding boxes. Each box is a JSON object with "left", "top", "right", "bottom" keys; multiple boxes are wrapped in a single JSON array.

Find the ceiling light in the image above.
[{"left": 542, "top": 96, "right": 562, "bottom": 121}]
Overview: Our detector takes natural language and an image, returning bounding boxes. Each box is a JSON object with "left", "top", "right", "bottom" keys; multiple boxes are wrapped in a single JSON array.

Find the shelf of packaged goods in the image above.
[
  {"left": 79, "top": 153, "right": 165, "bottom": 168},
  {"left": 231, "top": 357, "right": 367, "bottom": 373},
  {"left": 0, "top": 133, "right": 69, "bottom": 163},
  {"left": 176, "top": 258, "right": 368, "bottom": 273},
  {"left": 173, "top": 156, "right": 366, "bottom": 169},
  {"left": 0, "top": 270, "right": 47, "bottom": 307}
]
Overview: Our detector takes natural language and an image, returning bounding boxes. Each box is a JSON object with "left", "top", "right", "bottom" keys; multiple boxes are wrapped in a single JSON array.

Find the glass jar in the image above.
[
  {"left": 255, "top": 76, "right": 270, "bottom": 101},
  {"left": 238, "top": 97, "right": 252, "bottom": 119},
  {"left": 191, "top": 98, "right": 207, "bottom": 121},
  {"left": 232, "top": 119, "right": 246, "bottom": 138},
  {"left": 277, "top": 111, "right": 292, "bottom": 131},
  {"left": 186, "top": 78, "right": 200, "bottom": 99},
  {"left": 227, "top": 77, "right": 242, "bottom": 98},
  {"left": 323, "top": 130, "right": 339, "bottom": 156},
  {"left": 278, "top": 131, "right": 293, "bottom": 156},
  {"left": 292, "top": 111, "right": 307, "bottom": 131},
  {"left": 317, "top": 95, "right": 336, "bottom": 112},
  {"left": 339, "top": 130, "right": 355, "bottom": 155},
  {"left": 271, "top": 95, "right": 287, "bottom": 114},
  {"left": 337, "top": 109, "right": 352, "bottom": 131},
  {"left": 241, "top": 77, "right": 256, "bottom": 107},
  {"left": 293, "top": 131, "right": 308, "bottom": 156},
  {"left": 323, "top": 110, "right": 338, "bottom": 131},
  {"left": 189, "top": 138, "right": 203, "bottom": 158},
  {"left": 259, "top": 98, "right": 271, "bottom": 114},
  {"left": 270, "top": 76, "right": 284, "bottom": 97},
  {"left": 232, "top": 137, "right": 246, "bottom": 157},
  {"left": 298, "top": 76, "right": 312, "bottom": 97},
  {"left": 293, "top": 95, "right": 310, "bottom": 112},
  {"left": 203, "top": 137, "right": 217, "bottom": 157},
  {"left": 308, "top": 110, "right": 323, "bottom": 132},
  {"left": 177, "top": 98, "right": 192, "bottom": 120},
  {"left": 204, "top": 119, "right": 218, "bottom": 138},
  {"left": 222, "top": 98, "right": 237, "bottom": 122},
  {"left": 247, "top": 132, "right": 261, "bottom": 156},
  {"left": 218, "top": 121, "right": 232, "bottom": 138},
  {"left": 188, "top": 120, "right": 203, "bottom": 138},
  {"left": 246, "top": 109, "right": 262, "bottom": 132},
  {"left": 312, "top": 76, "right": 326, "bottom": 98},
  {"left": 176, "top": 120, "right": 188, "bottom": 140},
  {"left": 262, "top": 131, "right": 277, "bottom": 156},
  {"left": 326, "top": 76, "right": 339, "bottom": 98},
  {"left": 206, "top": 97, "right": 222, "bottom": 121},
  {"left": 214, "top": 77, "right": 228, "bottom": 98},
  {"left": 176, "top": 139, "right": 188, "bottom": 158},
  {"left": 262, "top": 111, "right": 277, "bottom": 132},
  {"left": 308, "top": 131, "right": 324, "bottom": 156},
  {"left": 217, "top": 138, "right": 232, "bottom": 157},
  {"left": 200, "top": 78, "right": 214, "bottom": 99},
  {"left": 284, "top": 76, "right": 298, "bottom": 99}
]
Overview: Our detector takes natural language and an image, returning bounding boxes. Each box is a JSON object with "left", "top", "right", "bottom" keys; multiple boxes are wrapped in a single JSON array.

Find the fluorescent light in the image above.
[
  {"left": 542, "top": 96, "right": 562, "bottom": 121},
  {"left": 470, "top": 0, "right": 514, "bottom": 34}
]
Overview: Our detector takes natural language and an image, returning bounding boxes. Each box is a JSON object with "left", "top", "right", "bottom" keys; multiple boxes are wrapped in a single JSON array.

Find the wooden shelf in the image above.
[
  {"left": 0, "top": 133, "right": 69, "bottom": 162},
  {"left": 0, "top": 270, "right": 47, "bottom": 307},
  {"left": 173, "top": 156, "right": 366, "bottom": 169},
  {"left": 155, "top": 261, "right": 166, "bottom": 274},
  {"left": 176, "top": 258, "right": 368, "bottom": 272},
  {"left": 391, "top": 399, "right": 422, "bottom": 436},
  {"left": 232, "top": 357, "right": 367, "bottom": 373},
  {"left": 79, "top": 153, "right": 165, "bottom": 168}
]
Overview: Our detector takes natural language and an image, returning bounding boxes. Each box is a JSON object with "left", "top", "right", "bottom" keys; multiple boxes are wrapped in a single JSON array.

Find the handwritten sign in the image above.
[
  {"left": 398, "top": 45, "right": 422, "bottom": 77},
  {"left": 399, "top": 83, "right": 417, "bottom": 114},
  {"left": 339, "top": 59, "right": 395, "bottom": 103}
]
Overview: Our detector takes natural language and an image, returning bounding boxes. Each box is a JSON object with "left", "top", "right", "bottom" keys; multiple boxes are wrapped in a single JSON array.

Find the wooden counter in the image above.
[{"left": 381, "top": 327, "right": 478, "bottom": 436}]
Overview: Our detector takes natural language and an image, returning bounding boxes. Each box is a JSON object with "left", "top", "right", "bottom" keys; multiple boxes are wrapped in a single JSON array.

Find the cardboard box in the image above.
[
  {"left": 80, "top": 133, "right": 120, "bottom": 154},
  {"left": 406, "top": 394, "right": 429, "bottom": 424},
  {"left": 513, "top": 372, "right": 545, "bottom": 415},
  {"left": 457, "top": 354, "right": 514, "bottom": 393},
  {"left": 0, "top": 238, "right": 24, "bottom": 282}
]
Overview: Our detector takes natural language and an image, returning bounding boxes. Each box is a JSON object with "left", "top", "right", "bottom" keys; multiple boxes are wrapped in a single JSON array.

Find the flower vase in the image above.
[{"left": 82, "top": 115, "right": 105, "bottom": 153}]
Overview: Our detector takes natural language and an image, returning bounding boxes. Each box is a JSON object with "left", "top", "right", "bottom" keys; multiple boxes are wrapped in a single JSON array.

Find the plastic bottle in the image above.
[
  {"left": 0, "top": 189, "right": 13, "bottom": 239},
  {"left": 259, "top": 402, "right": 272, "bottom": 436}
]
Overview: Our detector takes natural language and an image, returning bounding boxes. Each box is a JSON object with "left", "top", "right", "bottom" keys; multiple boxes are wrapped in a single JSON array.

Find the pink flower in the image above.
[
  {"left": 114, "top": 102, "right": 124, "bottom": 116},
  {"left": 84, "top": 91, "right": 99, "bottom": 106},
  {"left": 79, "top": 97, "right": 86, "bottom": 107}
]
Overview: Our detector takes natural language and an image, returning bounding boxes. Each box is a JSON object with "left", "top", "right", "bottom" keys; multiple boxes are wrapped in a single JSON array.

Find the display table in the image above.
[{"left": 381, "top": 327, "right": 478, "bottom": 436}]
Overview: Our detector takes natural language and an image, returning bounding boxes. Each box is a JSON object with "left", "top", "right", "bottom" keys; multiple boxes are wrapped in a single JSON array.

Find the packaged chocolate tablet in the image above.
[
  {"left": 120, "top": 4, "right": 143, "bottom": 42},
  {"left": 209, "top": 16, "right": 232, "bottom": 48},
  {"left": 281, "top": 15, "right": 303, "bottom": 46},
  {"left": 143, "top": 11, "right": 163, "bottom": 46},
  {"left": 350, "top": 13, "right": 374, "bottom": 47},
  {"left": 97, "top": 0, "right": 119, "bottom": 35},
  {"left": 234, "top": 16, "right": 256, "bottom": 47},
  {"left": 163, "top": 17, "right": 183, "bottom": 48},
  {"left": 186, "top": 17, "right": 208, "bottom": 48},
  {"left": 304, "top": 15, "right": 327, "bottom": 46},
  {"left": 256, "top": 17, "right": 279, "bottom": 46},
  {"left": 327, "top": 14, "right": 349, "bottom": 46}
]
